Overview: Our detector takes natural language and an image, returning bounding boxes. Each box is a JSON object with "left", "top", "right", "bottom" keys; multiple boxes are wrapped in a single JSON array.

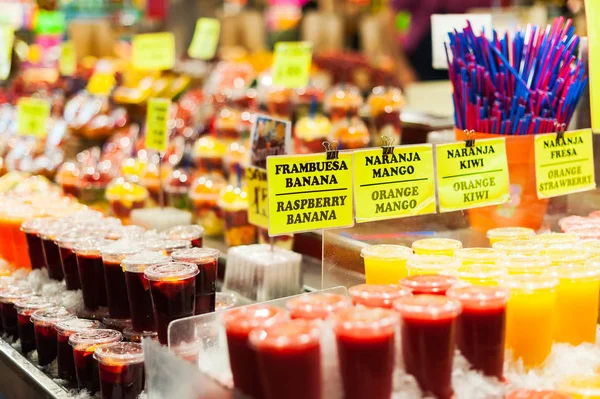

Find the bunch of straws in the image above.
[{"left": 447, "top": 17, "right": 588, "bottom": 135}]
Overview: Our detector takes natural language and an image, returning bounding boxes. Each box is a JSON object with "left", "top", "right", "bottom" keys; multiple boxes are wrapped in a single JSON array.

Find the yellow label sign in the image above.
[
  {"left": 247, "top": 166, "right": 268, "bottom": 229},
  {"left": 271, "top": 41, "right": 312, "bottom": 89},
  {"left": 132, "top": 32, "right": 175, "bottom": 71},
  {"left": 535, "top": 129, "right": 596, "bottom": 198},
  {"left": 0, "top": 26, "right": 14, "bottom": 80},
  {"left": 87, "top": 72, "right": 115, "bottom": 95},
  {"left": 17, "top": 97, "right": 50, "bottom": 137},
  {"left": 145, "top": 98, "right": 171, "bottom": 152},
  {"left": 354, "top": 144, "right": 436, "bottom": 222},
  {"left": 267, "top": 152, "right": 354, "bottom": 236},
  {"left": 188, "top": 18, "right": 220, "bottom": 60},
  {"left": 59, "top": 41, "right": 76, "bottom": 76},
  {"left": 436, "top": 138, "right": 510, "bottom": 212}
]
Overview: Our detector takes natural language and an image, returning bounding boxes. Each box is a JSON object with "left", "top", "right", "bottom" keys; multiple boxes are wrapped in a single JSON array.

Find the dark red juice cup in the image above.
[
  {"left": 31, "top": 307, "right": 75, "bottom": 366},
  {"left": 145, "top": 262, "right": 198, "bottom": 345},
  {"left": 55, "top": 318, "right": 104, "bottom": 382},
  {"left": 224, "top": 305, "right": 289, "bottom": 399},
  {"left": 70, "top": 329, "right": 122, "bottom": 393},
  {"left": 447, "top": 286, "right": 509, "bottom": 379},
  {"left": 160, "top": 225, "right": 204, "bottom": 248},
  {"left": 0, "top": 287, "right": 34, "bottom": 340},
  {"left": 163, "top": 240, "right": 191, "bottom": 256},
  {"left": 94, "top": 342, "right": 145, "bottom": 399},
  {"left": 15, "top": 296, "right": 53, "bottom": 354},
  {"left": 101, "top": 240, "right": 144, "bottom": 319},
  {"left": 56, "top": 229, "right": 95, "bottom": 290},
  {"left": 349, "top": 284, "right": 412, "bottom": 309},
  {"left": 334, "top": 306, "right": 398, "bottom": 399},
  {"left": 122, "top": 251, "right": 171, "bottom": 333},
  {"left": 399, "top": 274, "right": 459, "bottom": 295},
  {"left": 250, "top": 319, "right": 322, "bottom": 399},
  {"left": 286, "top": 293, "right": 350, "bottom": 320},
  {"left": 39, "top": 222, "right": 67, "bottom": 281},
  {"left": 75, "top": 238, "right": 109, "bottom": 311},
  {"left": 122, "top": 327, "right": 157, "bottom": 343},
  {"left": 394, "top": 295, "right": 462, "bottom": 399},
  {"left": 21, "top": 218, "right": 52, "bottom": 270},
  {"left": 171, "top": 247, "right": 219, "bottom": 315}
]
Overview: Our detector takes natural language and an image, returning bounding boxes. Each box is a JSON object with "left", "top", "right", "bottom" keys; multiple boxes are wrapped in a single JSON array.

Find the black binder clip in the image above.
[
  {"left": 465, "top": 130, "right": 475, "bottom": 148},
  {"left": 555, "top": 122, "right": 567, "bottom": 144},
  {"left": 323, "top": 140, "right": 339, "bottom": 160},
  {"left": 381, "top": 136, "right": 395, "bottom": 155}
]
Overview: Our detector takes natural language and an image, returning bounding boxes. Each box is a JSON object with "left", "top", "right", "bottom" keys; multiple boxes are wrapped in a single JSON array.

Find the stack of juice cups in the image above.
[
  {"left": 486, "top": 227, "right": 535, "bottom": 245},
  {"left": 171, "top": 248, "right": 220, "bottom": 315},
  {"left": 31, "top": 307, "right": 76, "bottom": 366},
  {"left": 412, "top": 238, "right": 462, "bottom": 256},
  {"left": 160, "top": 224, "right": 204, "bottom": 248},
  {"left": 503, "top": 274, "right": 558, "bottom": 368},
  {"left": 456, "top": 264, "right": 506, "bottom": 286},
  {"left": 55, "top": 318, "right": 104, "bottom": 382},
  {"left": 400, "top": 274, "right": 459, "bottom": 295},
  {"left": 74, "top": 238, "right": 109, "bottom": 316},
  {"left": 455, "top": 248, "right": 503, "bottom": 265},
  {"left": 348, "top": 284, "right": 411, "bottom": 308},
  {"left": 492, "top": 240, "right": 544, "bottom": 256},
  {"left": 21, "top": 217, "right": 54, "bottom": 270},
  {"left": 0, "top": 286, "right": 34, "bottom": 339},
  {"left": 14, "top": 296, "right": 53, "bottom": 354},
  {"left": 499, "top": 254, "right": 552, "bottom": 275},
  {"left": 70, "top": 329, "right": 122, "bottom": 393},
  {"left": 394, "top": 295, "right": 461, "bottom": 399},
  {"left": 406, "top": 254, "right": 461, "bottom": 276},
  {"left": 93, "top": 342, "right": 145, "bottom": 399},
  {"left": 360, "top": 244, "right": 413, "bottom": 284},
  {"left": 286, "top": 293, "right": 350, "bottom": 320}
]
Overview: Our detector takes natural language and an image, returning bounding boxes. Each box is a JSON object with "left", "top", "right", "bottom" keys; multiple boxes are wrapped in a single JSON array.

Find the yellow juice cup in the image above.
[
  {"left": 552, "top": 264, "right": 600, "bottom": 345},
  {"left": 503, "top": 274, "right": 558, "bottom": 368},
  {"left": 457, "top": 264, "right": 506, "bottom": 286},
  {"left": 577, "top": 239, "right": 600, "bottom": 257},
  {"left": 499, "top": 255, "right": 551, "bottom": 275},
  {"left": 405, "top": 254, "right": 461, "bottom": 276},
  {"left": 557, "top": 375, "right": 600, "bottom": 399},
  {"left": 456, "top": 248, "right": 503, "bottom": 265},
  {"left": 544, "top": 246, "right": 589, "bottom": 266},
  {"left": 360, "top": 244, "right": 413, "bottom": 285},
  {"left": 492, "top": 240, "right": 543, "bottom": 256},
  {"left": 486, "top": 227, "right": 535, "bottom": 246},
  {"left": 412, "top": 238, "right": 462, "bottom": 256},
  {"left": 534, "top": 232, "right": 578, "bottom": 249}
]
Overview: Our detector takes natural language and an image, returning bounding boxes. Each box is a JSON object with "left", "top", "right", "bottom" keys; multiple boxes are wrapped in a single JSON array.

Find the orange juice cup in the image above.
[
  {"left": 486, "top": 227, "right": 535, "bottom": 245},
  {"left": 360, "top": 244, "right": 413, "bottom": 284},
  {"left": 457, "top": 264, "right": 506, "bottom": 286},
  {"left": 9, "top": 208, "right": 35, "bottom": 269},
  {"left": 492, "top": 240, "right": 543, "bottom": 256},
  {"left": 455, "top": 248, "right": 503, "bottom": 265},
  {"left": 406, "top": 254, "right": 461, "bottom": 276},
  {"left": 498, "top": 255, "right": 551, "bottom": 275},
  {"left": 412, "top": 238, "right": 462, "bottom": 256}
]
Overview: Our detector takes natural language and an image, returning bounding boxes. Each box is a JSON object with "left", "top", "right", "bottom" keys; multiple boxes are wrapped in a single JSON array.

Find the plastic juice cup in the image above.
[
  {"left": 399, "top": 274, "right": 458, "bottom": 295},
  {"left": 94, "top": 342, "right": 145, "bottom": 399},
  {"left": 0, "top": 287, "right": 34, "bottom": 339},
  {"left": 224, "top": 305, "right": 289, "bottom": 399},
  {"left": 394, "top": 295, "right": 461, "bottom": 399},
  {"left": 187, "top": 175, "right": 225, "bottom": 235},
  {"left": 534, "top": 233, "right": 578, "bottom": 248},
  {"left": 412, "top": 238, "right": 462, "bottom": 256},
  {"left": 499, "top": 255, "right": 552, "bottom": 275},
  {"left": 218, "top": 185, "right": 256, "bottom": 246},
  {"left": 101, "top": 240, "right": 144, "bottom": 320},
  {"left": 144, "top": 262, "right": 199, "bottom": 345},
  {"left": 56, "top": 229, "right": 96, "bottom": 291},
  {"left": 216, "top": 292, "right": 238, "bottom": 311},
  {"left": 8, "top": 208, "right": 35, "bottom": 269},
  {"left": 171, "top": 248, "right": 220, "bottom": 315},
  {"left": 105, "top": 180, "right": 148, "bottom": 225},
  {"left": 15, "top": 297, "right": 53, "bottom": 354},
  {"left": 31, "top": 307, "right": 76, "bottom": 366},
  {"left": 557, "top": 375, "right": 600, "bottom": 399},
  {"left": 160, "top": 224, "right": 204, "bottom": 248},
  {"left": 455, "top": 248, "right": 503, "bottom": 265},
  {"left": 163, "top": 239, "right": 191, "bottom": 256},
  {"left": 21, "top": 217, "right": 53, "bottom": 270},
  {"left": 122, "top": 327, "right": 158, "bottom": 343},
  {"left": 0, "top": 205, "right": 15, "bottom": 263},
  {"left": 507, "top": 389, "right": 573, "bottom": 399},
  {"left": 70, "top": 329, "right": 122, "bottom": 393},
  {"left": 286, "top": 293, "right": 350, "bottom": 320},
  {"left": 39, "top": 221, "right": 68, "bottom": 281},
  {"left": 543, "top": 246, "right": 589, "bottom": 266},
  {"left": 334, "top": 306, "right": 398, "bottom": 399},
  {"left": 349, "top": 284, "right": 411, "bottom": 309},
  {"left": 457, "top": 264, "right": 506, "bottom": 286},
  {"left": 447, "top": 286, "right": 509, "bottom": 379},
  {"left": 250, "top": 319, "right": 322, "bottom": 399},
  {"left": 55, "top": 318, "right": 104, "bottom": 382},
  {"left": 74, "top": 238, "right": 109, "bottom": 311},
  {"left": 486, "top": 227, "right": 535, "bottom": 245},
  {"left": 503, "top": 274, "right": 558, "bottom": 368},
  {"left": 122, "top": 251, "right": 171, "bottom": 333},
  {"left": 492, "top": 240, "right": 544, "bottom": 256},
  {"left": 405, "top": 254, "right": 461, "bottom": 276},
  {"left": 360, "top": 244, "right": 413, "bottom": 284}
]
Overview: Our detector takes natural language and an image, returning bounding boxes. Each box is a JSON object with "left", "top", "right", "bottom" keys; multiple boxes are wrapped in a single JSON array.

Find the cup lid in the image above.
[
  {"left": 55, "top": 228, "right": 99, "bottom": 249},
  {"left": 577, "top": 239, "right": 600, "bottom": 255},
  {"left": 534, "top": 232, "right": 578, "bottom": 247},
  {"left": 334, "top": 306, "right": 398, "bottom": 337},
  {"left": 349, "top": 284, "right": 411, "bottom": 309},
  {"left": 406, "top": 254, "right": 461, "bottom": 272},
  {"left": 543, "top": 246, "right": 589, "bottom": 266},
  {"left": 498, "top": 254, "right": 552, "bottom": 273},
  {"left": 446, "top": 286, "right": 509, "bottom": 310},
  {"left": 105, "top": 225, "right": 145, "bottom": 241},
  {"left": 143, "top": 238, "right": 167, "bottom": 252},
  {"left": 360, "top": 244, "right": 412, "bottom": 260},
  {"left": 412, "top": 238, "right": 462, "bottom": 251},
  {"left": 55, "top": 318, "right": 104, "bottom": 335},
  {"left": 94, "top": 342, "right": 144, "bottom": 365},
  {"left": 69, "top": 328, "right": 123, "bottom": 348},
  {"left": 15, "top": 296, "right": 54, "bottom": 314},
  {"left": 21, "top": 217, "right": 54, "bottom": 233},
  {"left": 171, "top": 247, "right": 220, "bottom": 262},
  {"left": 122, "top": 251, "right": 171, "bottom": 273},
  {"left": 101, "top": 239, "right": 144, "bottom": 258},
  {"left": 455, "top": 248, "right": 502, "bottom": 263},
  {"left": 486, "top": 227, "right": 535, "bottom": 239},
  {"left": 501, "top": 274, "right": 559, "bottom": 291},
  {"left": 164, "top": 240, "right": 191, "bottom": 253},
  {"left": 492, "top": 240, "right": 543, "bottom": 256},
  {"left": 0, "top": 286, "right": 34, "bottom": 303},
  {"left": 399, "top": 274, "right": 458, "bottom": 294},
  {"left": 286, "top": 293, "right": 350, "bottom": 319},
  {"left": 31, "top": 307, "right": 75, "bottom": 325},
  {"left": 224, "top": 305, "right": 289, "bottom": 335},
  {"left": 393, "top": 295, "right": 462, "bottom": 320},
  {"left": 74, "top": 238, "right": 109, "bottom": 256},
  {"left": 457, "top": 264, "right": 506, "bottom": 280},
  {"left": 249, "top": 319, "right": 320, "bottom": 351},
  {"left": 38, "top": 220, "right": 68, "bottom": 240},
  {"left": 144, "top": 262, "right": 199, "bottom": 281},
  {"left": 550, "top": 264, "right": 600, "bottom": 280},
  {"left": 160, "top": 225, "right": 205, "bottom": 241}
]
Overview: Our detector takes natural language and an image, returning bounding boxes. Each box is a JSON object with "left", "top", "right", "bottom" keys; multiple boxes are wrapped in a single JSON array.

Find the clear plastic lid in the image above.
[
  {"left": 563, "top": 225, "right": 600, "bottom": 240},
  {"left": 457, "top": 264, "right": 506, "bottom": 282},
  {"left": 498, "top": 255, "right": 552, "bottom": 274},
  {"left": 349, "top": 284, "right": 411, "bottom": 309},
  {"left": 360, "top": 244, "right": 412, "bottom": 260},
  {"left": 21, "top": 217, "right": 55, "bottom": 234},
  {"left": 286, "top": 293, "right": 350, "bottom": 320},
  {"left": 101, "top": 240, "right": 144, "bottom": 261},
  {"left": 500, "top": 274, "right": 559, "bottom": 291},
  {"left": 550, "top": 264, "right": 600, "bottom": 281},
  {"left": 249, "top": 319, "right": 320, "bottom": 351},
  {"left": 455, "top": 248, "right": 502, "bottom": 264},
  {"left": 31, "top": 307, "right": 76, "bottom": 326},
  {"left": 15, "top": 296, "right": 54, "bottom": 315},
  {"left": 216, "top": 292, "right": 238, "bottom": 311},
  {"left": 164, "top": 240, "right": 191, "bottom": 254},
  {"left": 38, "top": 220, "right": 68, "bottom": 240},
  {"left": 224, "top": 305, "right": 289, "bottom": 336},
  {"left": 0, "top": 286, "right": 34, "bottom": 304},
  {"left": 143, "top": 238, "right": 167, "bottom": 252},
  {"left": 334, "top": 306, "right": 398, "bottom": 338},
  {"left": 143, "top": 262, "right": 199, "bottom": 281},
  {"left": 69, "top": 328, "right": 123, "bottom": 350},
  {"left": 73, "top": 238, "right": 109, "bottom": 257},
  {"left": 55, "top": 318, "right": 104, "bottom": 335},
  {"left": 121, "top": 251, "right": 171, "bottom": 273},
  {"left": 399, "top": 274, "right": 458, "bottom": 295},
  {"left": 446, "top": 286, "right": 509, "bottom": 311},
  {"left": 160, "top": 225, "right": 205, "bottom": 241},
  {"left": 543, "top": 246, "right": 589, "bottom": 266},
  {"left": 406, "top": 254, "right": 461, "bottom": 275},
  {"left": 94, "top": 342, "right": 144, "bottom": 365},
  {"left": 105, "top": 225, "right": 145, "bottom": 241},
  {"left": 534, "top": 233, "right": 578, "bottom": 248},
  {"left": 412, "top": 238, "right": 462, "bottom": 253},
  {"left": 492, "top": 240, "right": 543, "bottom": 256},
  {"left": 393, "top": 295, "right": 462, "bottom": 320},
  {"left": 171, "top": 247, "right": 220, "bottom": 263},
  {"left": 55, "top": 228, "right": 98, "bottom": 249},
  {"left": 486, "top": 227, "right": 535, "bottom": 240}
]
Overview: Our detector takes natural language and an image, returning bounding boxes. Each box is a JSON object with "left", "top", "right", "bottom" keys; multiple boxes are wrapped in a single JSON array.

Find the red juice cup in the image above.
[
  {"left": 334, "top": 306, "right": 397, "bottom": 399},
  {"left": 21, "top": 217, "right": 52, "bottom": 270},
  {"left": 70, "top": 329, "right": 123, "bottom": 393},
  {"left": 249, "top": 319, "right": 322, "bottom": 399},
  {"left": 224, "top": 305, "right": 289, "bottom": 399},
  {"left": 122, "top": 251, "right": 171, "bottom": 333},
  {"left": 15, "top": 296, "right": 53, "bottom": 354},
  {"left": 144, "top": 262, "right": 199, "bottom": 345},
  {"left": 122, "top": 327, "right": 158, "bottom": 343},
  {"left": 39, "top": 221, "right": 68, "bottom": 281},
  {"left": 446, "top": 286, "right": 509, "bottom": 379},
  {"left": 171, "top": 247, "right": 219, "bottom": 315},
  {"left": 399, "top": 274, "right": 459, "bottom": 295},
  {"left": 349, "top": 284, "right": 412, "bottom": 309},
  {"left": 163, "top": 239, "right": 191, "bottom": 256},
  {"left": 0, "top": 286, "right": 34, "bottom": 340},
  {"left": 160, "top": 224, "right": 204, "bottom": 248},
  {"left": 94, "top": 342, "right": 145, "bottom": 399},
  {"left": 394, "top": 295, "right": 462, "bottom": 399},
  {"left": 101, "top": 240, "right": 144, "bottom": 320},
  {"left": 56, "top": 229, "right": 95, "bottom": 290},
  {"left": 74, "top": 238, "right": 109, "bottom": 311},
  {"left": 31, "top": 307, "right": 76, "bottom": 366},
  {"left": 286, "top": 293, "right": 351, "bottom": 320},
  {"left": 55, "top": 318, "right": 104, "bottom": 382}
]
